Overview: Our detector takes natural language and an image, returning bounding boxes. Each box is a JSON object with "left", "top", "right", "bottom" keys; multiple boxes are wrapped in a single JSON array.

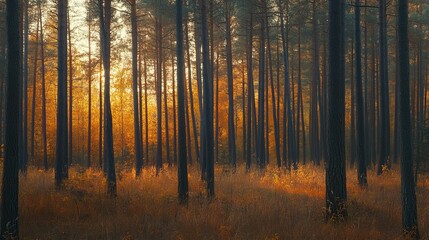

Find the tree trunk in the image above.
[
  {"left": 377, "top": 0, "right": 390, "bottom": 174},
  {"left": 155, "top": 16, "right": 163, "bottom": 174},
  {"left": 164, "top": 60, "right": 171, "bottom": 167},
  {"left": 258, "top": 2, "right": 266, "bottom": 170},
  {"left": 87, "top": 8, "right": 92, "bottom": 168},
  {"left": 266, "top": 7, "right": 281, "bottom": 168},
  {"left": 185, "top": 19, "right": 198, "bottom": 164},
  {"left": 310, "top": 0, "right": 320, "bottom": 166},
  {"left": 30, "top": 15, "right": 39, "bottom": 162},
  {"left": 172, "top": 55, "right": 177, "bottom": 165},
  {"left": 67, "top": 6, "right": 73, "bottom": 170},
  {"left": 326, "top": 0, "right": 347, "bottom": 221},
  {"left": 397, "top": 0, "right": 419, "bottom": 236},
  {"left": 0, "top": 0, "right": 21, "bottom": 236},
  {"left": 176, "top": 0, "right": 189, "bottom": 203},
  {"left": 350, "top": 40, "right": 356, "bottom": 168},
  {"left": 99, "top": 0, "right": 116, "bottom": 197},
  {"left": 131, "top": 0, "right": 143, "bottom": 176},
  {"left": 201, "top": 0, "right": 214, "bottom": 197},
  {"left": 278, "top": 0, "right": 295, "bottom": 170},
  {"left": 246, "top": 13, "right": 253, "bottom": 171},
  {"left": 225, "top": 0, "right": 237, "bottom": 169},
  {"left": 56, "top": 0, "right": 68, "bottom": 187},
  {"left": 21, "top": 0, "right": 29, "bottom": 173},
  {"left": 354, "top": 0, "right": 367, "bottom": 186},
  {"left": 39, "top": 0, "right": 48, "bottom": 170}
]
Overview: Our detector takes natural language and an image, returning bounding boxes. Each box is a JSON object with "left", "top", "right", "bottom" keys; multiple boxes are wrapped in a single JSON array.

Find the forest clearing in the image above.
[{"left": 16, "top": 165, "right": 429, "bottom": 239}]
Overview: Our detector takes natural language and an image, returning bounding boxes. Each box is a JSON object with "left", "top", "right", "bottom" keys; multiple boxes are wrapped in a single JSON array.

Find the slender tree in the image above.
[
  {"left": 310, "top": 0, "right": 320, "bottom": 166},
  {"left": 56, "top": 0, "right": 68, "bottom": 187},
  {"left": 39, "top": 0, "right": 48, "bottom": 170},
  {"left": 257, "top": 0, "right": 266, "bottom": 169},
  {"left": 30, "top": 14, "right": 39, "bottom": 162},
  {"left": 131, "top": 0, "right": 143, "bottom": 176},
  {"left": 377, "top": 0, "right": 390, "bottom": 174},
  {"left": 354, "top": 0, "right": 367, "bottom": 186},
  {"left": 225, "top": 0, "right": 237, "bottom": 169},
  {"left": 87, "top": 2, "right": 92, "bottom": 168},
  {"left": 176, "top": 0, "right": 188, "bottom": 203},
  {"left": 155, "top": 13, "right": 163, "bottom": 174},
  {"left": 246, "top": 13, "right": 254, "bottom": 170},
  {"left": 201, "top": 0, "right": 214, "bottom": 197},
  {"left": 67, "top": 5, "right": 73, "bottom": 169}
]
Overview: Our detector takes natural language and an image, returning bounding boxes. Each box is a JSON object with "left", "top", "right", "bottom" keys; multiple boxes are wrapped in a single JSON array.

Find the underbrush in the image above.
[{"left": 12, "top": 164, "right": 429, "bottom": 239}]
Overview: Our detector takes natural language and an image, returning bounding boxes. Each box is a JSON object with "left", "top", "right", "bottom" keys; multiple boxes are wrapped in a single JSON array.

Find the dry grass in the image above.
[{"left": 13, "top": 164, "right": 429, "bottom": 239}]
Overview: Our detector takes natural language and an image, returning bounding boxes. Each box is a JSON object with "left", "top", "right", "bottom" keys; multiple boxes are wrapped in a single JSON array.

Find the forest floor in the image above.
[{"left": 14, "top": 164, "right": 429, "bottom": 239}]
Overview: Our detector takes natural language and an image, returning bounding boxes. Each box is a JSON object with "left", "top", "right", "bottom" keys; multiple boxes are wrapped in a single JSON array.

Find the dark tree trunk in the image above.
[
  {"left": 0, "top": 0, "right": 21, "bottom": 236},
  {"left": 39, "top": 0, "right": 48, "bottom": 170},
  {"left": 326, "top": 0, "right": 347, "bottom": 221},
  {"left": 176, "top": 0, "right": 189, "bottom": 203},
  {"left": 310, "top": 0, "right": 320, "bottom": 166},
  {"left": 246, "top": 13, "right": 254, "bottom": 171},
  {"left": 99, "top": 0, "right": 116, "bottom": 197},
  {"left": 296, "top": 23, "right": 301, "bottom": 166},
  {"left": 258, "top": 2, "right": 266, "bottom": 170},
  {"left": 397, "top": 0, "right": 419, "bottom": 236},
  {"left": 201, "top": 0, "right": 214, "bottom": 197},
  {"left": 350, "top": 41, "right": 356, "bottom": 168},
  {"left": 225, "top": 0, "right": 237, "bottom": 169},
  {"left": 56, "top": 0, "right": 68, "bottom": 187},
  {"left": 185, "top": 19, "right": 198, "bottom": 164},
  {"left": 131, "top": 0, "right": 143, "bottom": 176},
  {"left": 87, "top": 8, "right": 92, "bottom": 169},
  {"left": 164, "top": 60, "right": 171, "bottom": 167},
  {"left": 99, "top": 45, "right": 103, "bottom": 170},
  {"left": 278, "top": 0, "right": 295, "bottom": 170},
  {"left": 377, "top": 0, "right": 390, "bottom": 174},
  {"left": 144, "top": 50, "right": 149, "bottom": 165},
  {"left": 155, "top": 16, "right": 163, "bottom": 174},
  {"left": 354, "top": 0, "right": 367, "bottom": 186},
  {"left": 266, "top": 7, "right": 281, "bottom": 168},
  {"left": 215, "top": 51, "right": 220, "bottom": 164},
  {"left": 67, "top": 6, "right": 73, "bottom": 170},
  {"left": 172, "top": 56, "right": 177, "bottom": 165},
  {"left": 30, "top": 15, "right": 39, "bottom": 162},
  {"left": 21, "top": 0, "right": 28, "bottom": 173}
]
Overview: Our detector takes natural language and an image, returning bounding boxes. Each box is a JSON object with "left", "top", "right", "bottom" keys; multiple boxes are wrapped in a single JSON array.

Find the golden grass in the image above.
[{"left": 13, "top": 164, "right": 429, "bottom": 239}]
